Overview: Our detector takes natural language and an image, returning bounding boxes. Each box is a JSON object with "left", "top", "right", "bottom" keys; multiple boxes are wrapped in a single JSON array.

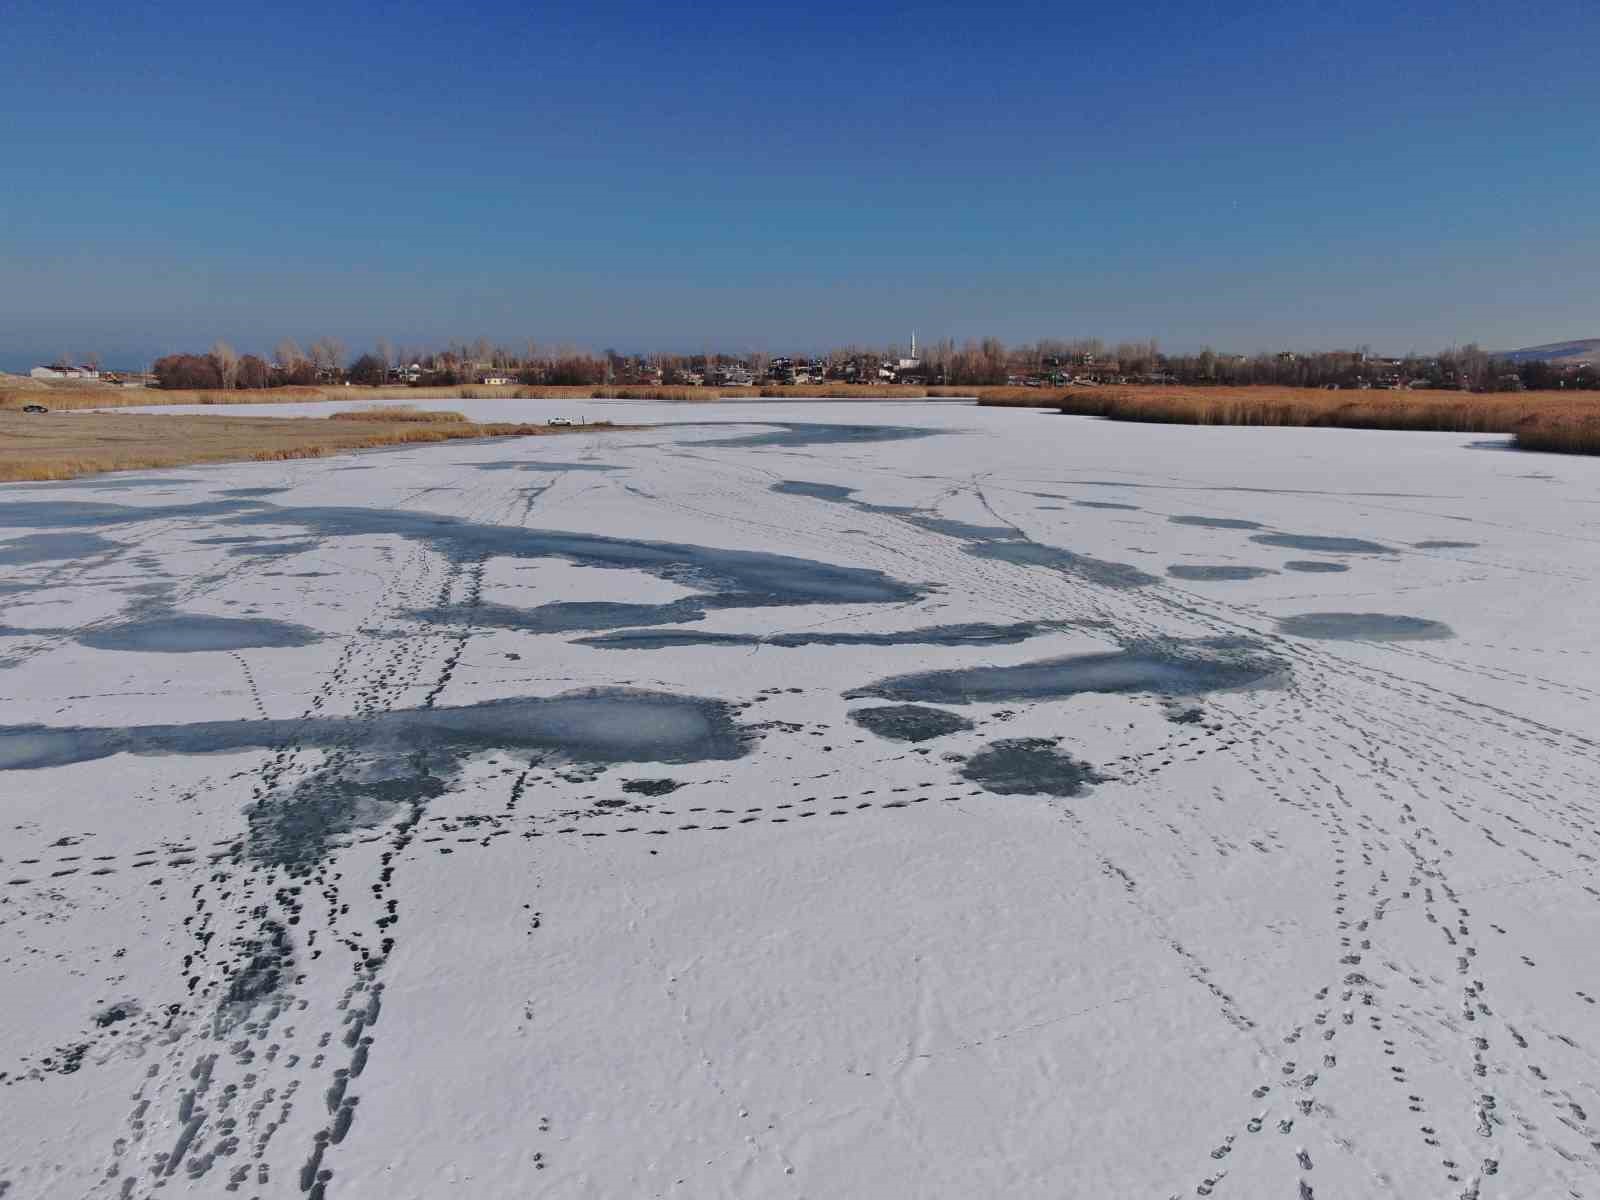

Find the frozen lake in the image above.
[{"left": 3, "top": 400, "right": 1599, "bottom": 1198}]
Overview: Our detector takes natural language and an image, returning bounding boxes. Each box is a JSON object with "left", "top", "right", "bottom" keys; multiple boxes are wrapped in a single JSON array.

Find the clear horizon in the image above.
[{"left": 5, "top": 0, "right": 1598, "bottom": 371}]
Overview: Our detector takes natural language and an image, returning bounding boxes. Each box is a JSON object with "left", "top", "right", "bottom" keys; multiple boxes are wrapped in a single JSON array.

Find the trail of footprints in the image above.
[
  {"left": 1163, "top": 635, "right": 1600, "bottom": 1198},
  {"left": 11, "top": 471, "right": 1600, "bottom": 1197},
  {"left": 13, "top": 625, "right": 1599, "bottom": 1198},
  {"left": 72, "top": 517, "right": 494, "bottom": 1195},
  {"left": 17, "top": 504, "right": 1022, "bottom": 1196}
]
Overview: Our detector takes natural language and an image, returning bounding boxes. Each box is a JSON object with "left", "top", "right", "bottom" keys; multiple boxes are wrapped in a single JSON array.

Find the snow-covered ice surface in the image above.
[{"left": 3, "top": 400, "right": 1599, "bottom": 1199}]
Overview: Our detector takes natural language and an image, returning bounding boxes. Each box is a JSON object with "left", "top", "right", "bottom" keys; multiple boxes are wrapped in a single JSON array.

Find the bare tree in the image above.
[
  {"left": 210, "top": 340, "right": 240, "bottom": 389},
  {"left": 273, "top": 338, "right": 306, "bottom": 371},
  {"left": 376, "top": 337, "right": 395, "bottom": 374},
  {"left": 308, "top": 338, "right": 347, "bottom": 378}
]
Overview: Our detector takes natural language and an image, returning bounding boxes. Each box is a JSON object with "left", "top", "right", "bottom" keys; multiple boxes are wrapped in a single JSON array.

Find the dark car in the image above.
[{"left": 21, "top": 404, "right": 49, "bottom": 414}]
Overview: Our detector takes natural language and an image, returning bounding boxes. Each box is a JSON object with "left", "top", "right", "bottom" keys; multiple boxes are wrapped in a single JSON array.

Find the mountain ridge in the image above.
[{"left": 1498, "top": 338, "right": 1600, "bottom": 364}]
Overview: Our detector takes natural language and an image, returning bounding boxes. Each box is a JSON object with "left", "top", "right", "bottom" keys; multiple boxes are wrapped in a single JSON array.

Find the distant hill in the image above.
[{"left": 1498, "top": 338, "right": 1600, "bottom": 364}]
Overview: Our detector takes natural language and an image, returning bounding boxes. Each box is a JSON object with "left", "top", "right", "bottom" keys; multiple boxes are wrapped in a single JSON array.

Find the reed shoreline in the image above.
[
  {"left": 0, "top": 410, "right": 633, "bottom": 483},
  {"left": 977, "top": 385, "right": 1600, "bottom": 455}
]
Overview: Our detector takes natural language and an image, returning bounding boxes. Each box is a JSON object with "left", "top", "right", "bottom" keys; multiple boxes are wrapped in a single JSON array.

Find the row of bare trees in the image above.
[
  {"left": 146, "top": 334, "right": 1596, "bottom": 392},
  {"left": 151, "top": 339, "right": 353, "bottom": 390},
  {"left": 1152, "top": 344, "right": 1581, "bottom": 391}
]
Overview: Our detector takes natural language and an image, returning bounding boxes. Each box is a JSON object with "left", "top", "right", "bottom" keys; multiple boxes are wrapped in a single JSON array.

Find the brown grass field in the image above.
[
  {"left": 0, "top": 410, "right": 630, "bottom": 483},
  {"left": 0, "top": 381, "right": 539, "bottom": 411},
  {"left": 974, "top": 385, "right": 1600, "bottom": 454}
]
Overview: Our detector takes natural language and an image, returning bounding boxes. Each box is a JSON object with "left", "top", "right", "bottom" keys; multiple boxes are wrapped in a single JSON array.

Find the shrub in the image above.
[
  {"left": 347, "top": 354, "right": 387, "bottom": 386},
  {"left": 153, "top": 353, "right": 223, "bottom": 390},
  {"left": 237, "top": 355, "right": 271, "bottom": 388}
]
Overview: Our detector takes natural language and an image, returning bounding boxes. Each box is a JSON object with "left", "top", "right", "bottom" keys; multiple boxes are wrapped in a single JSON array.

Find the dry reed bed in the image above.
[
  {"left": 327, "top": 406, "right": 468, "bottom": 423},
  {"left": 0, "top": 411, "right": 631, "bottom": 483},
  {"left": 932, "top": 386, "right": 1054, "bottom": 403},
  {"left": 1510, "top": 415, "right": 1600, "bottom": 455},
  {"left": 975, "top": 385, "right": 1600, "bottom": 453}
]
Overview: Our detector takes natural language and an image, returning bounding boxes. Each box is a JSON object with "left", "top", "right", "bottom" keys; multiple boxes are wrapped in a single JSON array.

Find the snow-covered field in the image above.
[{"left": 3, "top": 400, "right": 1599, "bottom": 1199}]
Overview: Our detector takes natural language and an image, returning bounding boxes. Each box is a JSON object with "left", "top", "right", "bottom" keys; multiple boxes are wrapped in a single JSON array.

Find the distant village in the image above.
[{"left": 26, "top": 335, "right": 1599, "bottom": 393}]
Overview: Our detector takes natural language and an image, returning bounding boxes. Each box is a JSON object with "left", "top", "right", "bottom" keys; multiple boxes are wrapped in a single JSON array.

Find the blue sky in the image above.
[{"left": 3, "top": 0, "right": 1597, "bottom": 368}]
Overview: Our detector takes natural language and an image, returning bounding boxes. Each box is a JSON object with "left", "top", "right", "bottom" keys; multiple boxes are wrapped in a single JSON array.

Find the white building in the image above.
[{"left": 30, "top": 365, "right": 100, "bottom": 381}]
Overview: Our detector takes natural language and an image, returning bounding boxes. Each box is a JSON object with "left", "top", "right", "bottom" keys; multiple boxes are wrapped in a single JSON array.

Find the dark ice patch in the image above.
[
  {"left": 966, "top": 540, "right": 1158, "bottom": 589},
  {"left": 1413, "top": 540, "right": 1478, "bottom": 550},
  {"left": 0, "top": 532, "right": 120, "bottom": 565},
  {"left": 693, "top": 422, "right": 940, "bottom": 448},
  {"left": 77, "top": 614, "right": 322, "bottom": 653},
  {"left": 220, "top": 487, "right": 291, "bottom": 497},
  {"left": 906, "top": 515, "right": 1016, "bottom": 540},
  {"left": 1170, "top": 515, "right": 1264, "bottom": 530},
  {"left": 573, "top": 629, "right": 748, "bottom": 648},
  {"left": 1251, "top": 533, "right": 1395, "bottom": 555},
  {"left": 576, "top": 620, "right": 1067, "bottom": 650},
  {"left": 960, "top": 738, "right": 1103, "bottom": 797},
  {"left": 770, "top": 479, "right": 1155, "bottom": 587},
  {"left": 0, "top": 688, "right": 748, "bottom": 774},
  {"left": 415, "top": 599, "right": 708, "bottom": 634},
  {"left": 769, "top": 479, "right": 914, "bottom": 517},
  {"left": 1074, "top": 500, "right": 1140, "bottom": 511},
  {"left": 1167, "top": 564, "right": 1276, "bottom": 581},
  {"left": 621, "top": 778, "right": 684, "bottom": 796},
  {"left": 770, "top": 480, "right": 858, "bottom": 502},
  {"left": 218, "top": 918, "right": 294, "bottom": 1021},
  {"left": 0, "top": 498, "right": 263, "bottom": 530},
  {"left": 849, "top": 705, "right": 974, "bottom": 743},
  {"left": 223, "top": 504, "right": 923, "bottom": 614},
  {"left": 93, "top": 1000, "right": 139, "bottom": 1027},
  {"left": 1277, "top": 613, "right": 1454, "bottom": 642},
  {"left": 846, "top": 642, "right": 1283, "bottom": 705},
  {"left": 226, "top": 541, "right": 319, "bottom": 558},
  {"left": 0, "top": 688, "right": 751, "bottom": 866},
  {"left": 769, "top": 621, "right": 1065, "bottom": 647},
  {"left": 1283, "top": 560, "right": 1349, "bottom": 573}
]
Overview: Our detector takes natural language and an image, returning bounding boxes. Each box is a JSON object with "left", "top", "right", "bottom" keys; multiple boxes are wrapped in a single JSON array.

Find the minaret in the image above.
[{"left": 911, "top": 330, "right": 917, "bottom": 360}]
